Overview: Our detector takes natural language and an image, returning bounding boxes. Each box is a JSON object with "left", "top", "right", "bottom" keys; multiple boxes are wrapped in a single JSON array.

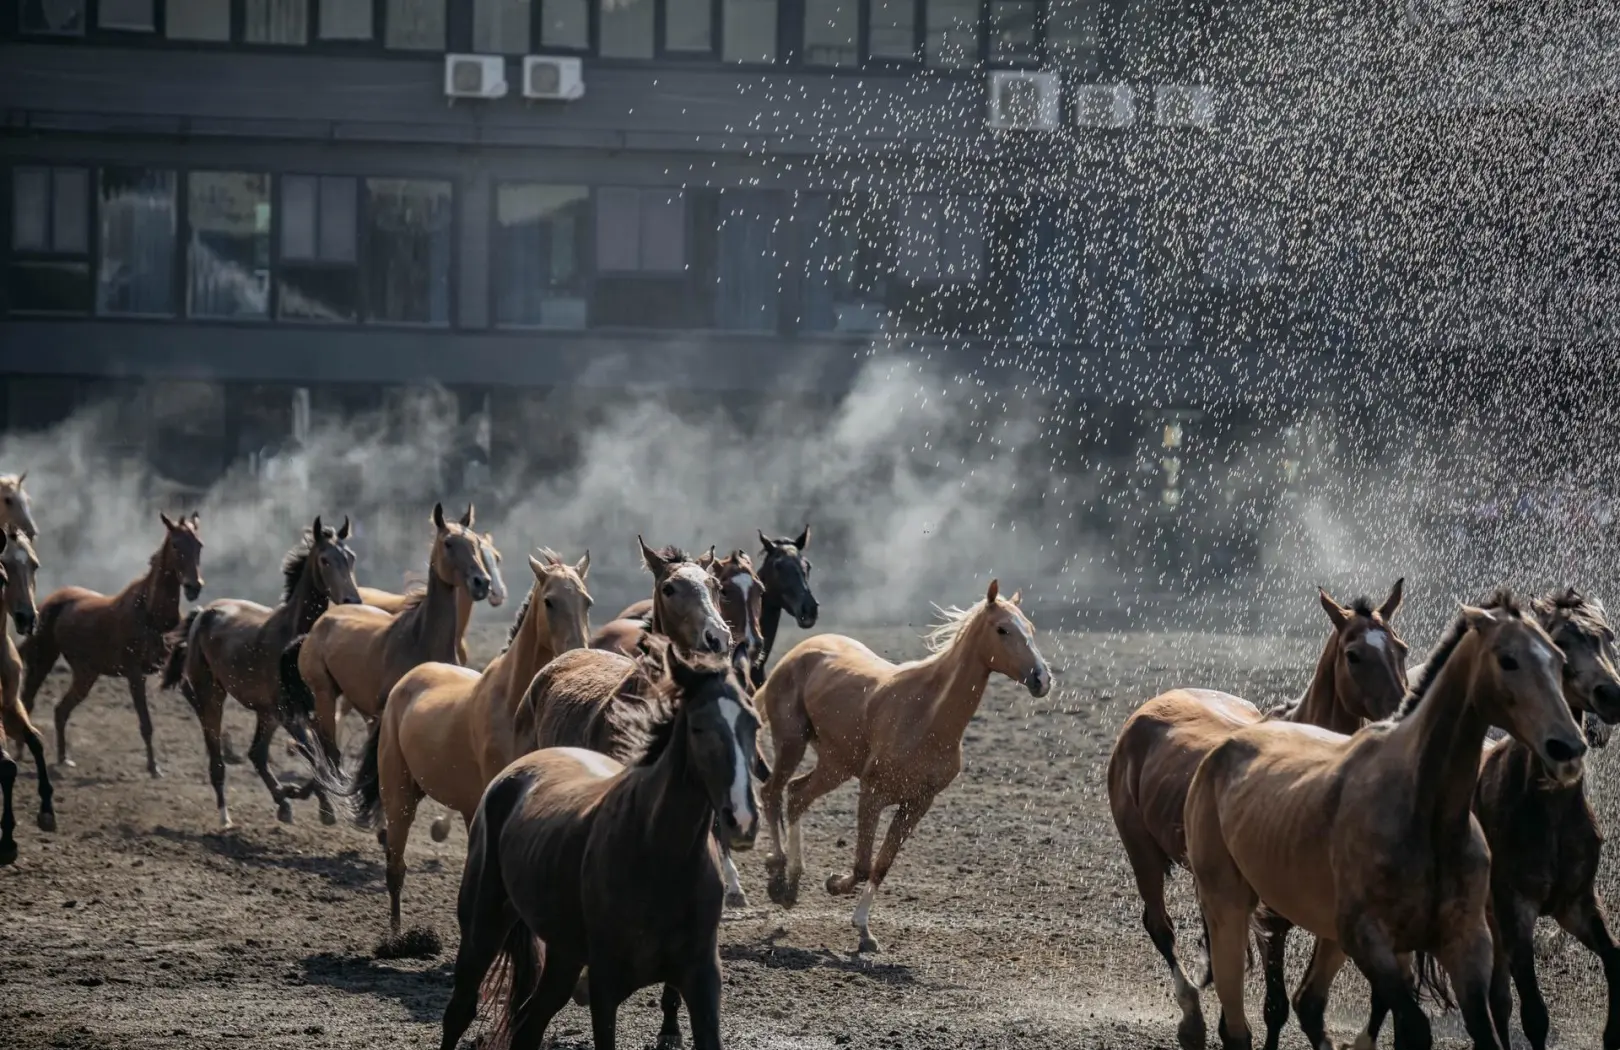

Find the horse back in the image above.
[
  {"left": 523, "top": 648, "right": 641, "bottom": 760},
  {"left": 590, "top": 618, "right": 648, "bottom": 656},
  {"left": 357, "top": 587, "right": 408, "bottom": 615}
]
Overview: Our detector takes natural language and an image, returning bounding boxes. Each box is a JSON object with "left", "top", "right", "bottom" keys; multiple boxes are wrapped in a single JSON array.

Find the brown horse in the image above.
[
  {"left": 1184, "top": 594, "right": 1586, "bottom": 1050},
  {"left": 161, "top": 517, "right": 363, "bottom": 828},
  {"left": 283, "top": 503, "right": 489, "bottom": 767},
  {"left": 617, "top": 549, "right": 764, "bottom": 691},
  {"left": 759, "top": 579, "right": 1050, "bottom": 952},
  {"left": 355, "top": 529, "right": 506, "bottom": 667},
  {"left": 1107, "top": 581, "right": 1408, "bottom": 1050},
  {"left": 21, "top": 512, "right": 204, "bottom": 776},
  {"left": 0, "top": 473, "right": 39, "bottom": 539},
  {"left": 0, "top": 528, "right": 51, "bottom": 863},
  {"left": 591, "top": 538, "right": 729, "bottom": 657},
  {"left": 438, "top": 647, "right": 762, "bottom": 1050},
  {"left": 752, "top": 526, "right": 818, "bottom": 687},
  {"left": 336, "top": 549, "right": 592, "bottom": 934}
]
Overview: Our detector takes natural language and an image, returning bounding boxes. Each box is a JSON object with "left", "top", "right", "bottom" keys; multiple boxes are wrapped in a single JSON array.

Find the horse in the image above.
[
  {"left": 438, "top": 646, "right": 762, "bottom": 1050},
  {"left": 21, "top": 512, "right": 204, "bottom": 777},
  {"left": 0, "top": 473, "right": 38, "bottom": 539},
  {"left": 590, "top": 538, "right": 729, "bottom": 657},
  {"left": 753, "top": 526, "right": 817, "bottom": 688},
  {"left": 333, "top": 549, "right": 592, "bottom": 934},
  {"left": 161, "top": 517, "right": 363, "bottom": 828},
  {"left": 280, "top": 503, "right": 489, "bottom": 770},
  {"left": 758, "top": 578, "right": 1051, "bottom": 952},
  {"left": 614, "top": 549, "right": 764, "bottom": 691},
  {"left": 0, "top": 528, "right": 51, "bottom": 863},
  {"left": 355, "top": 529, "right": 507, "bottom": 667},
  {"left": 1106, "top": 581, "right": 1408, "bottom": 1050},
  {"left": 1183, "top": 593, "right": 1586, "bottom": 1050}
]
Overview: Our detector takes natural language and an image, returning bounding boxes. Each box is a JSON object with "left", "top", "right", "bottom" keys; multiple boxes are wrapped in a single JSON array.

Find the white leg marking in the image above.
[
  {"left": 852, "top": 883, "right": 876, "bottom": 929},
  {"left": 218, "top": 805, "right": 232, "bottom": 829},
  {"left": 1172, "top": 964, "right": 1199, "bottom": 1014},
  {"left": 723, "top": 855, "right": 744, "bottom": 895},
  {"left": 786, "top": 821, "right": 803, "bottom": 879}
]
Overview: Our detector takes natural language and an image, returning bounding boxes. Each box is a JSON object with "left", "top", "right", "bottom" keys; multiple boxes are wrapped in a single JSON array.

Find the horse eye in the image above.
[
  {"left": 543, "top": 598, "right": 554, "bottom": 610},
  {"left": 996, "top": 626, "right": 1007, "bottom": 636},
  {"left": 1498, "top": 654, "right": 1520, "bottom": 672},
  {"left": 661, "top": 583, "right": 675, "bottom": 597},
  {"left": 1346, "top": 651, "right": 1362, "bottom": 665}
]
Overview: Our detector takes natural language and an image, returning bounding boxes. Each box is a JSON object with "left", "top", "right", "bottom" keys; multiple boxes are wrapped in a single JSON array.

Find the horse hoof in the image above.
[
  {"left": 320, "top": 809, "right": 337, "bottom": 827},
  {"left": 148, "top": 764, "right": 164, "bottom": 779},
  {"left": 724, "top": 889, "right": 749, "bottom": 910},
  {"left": 655, "top": 1031, "right": 684, "bottom": 1050},
  {"left": 37, "top": 811, "right": 56, "bottom": 833},
  {"left": 1176, "top": 1012, "right": 1207, "bottom": 1050},
  {"left": 277, "top": 802, "right": 295, "bottom": 824},
  {"left": 430, "top": 817, "right": 451, "bottom": 843},
  {"left": 57, "top": 757, "right": 76, "bottom": 770},
  {"left": 857, "top": 932, "right": 881, "bottom": 954},
  {"left": 825, "top": 873, "right": 858, "bottom": 897}
]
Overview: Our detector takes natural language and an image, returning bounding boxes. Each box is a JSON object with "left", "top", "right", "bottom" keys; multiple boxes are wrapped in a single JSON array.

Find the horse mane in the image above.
[
  {"left": 652, "top": 545, "right": 692, "bottom": 566},
  {"left": 1536, "top": 585, "right": 1609, "bottom": 635},
  {"left": 924, "top": 600, "right": 984, "bottom": 654},
  {"left": 624, "top": 647, "right": 737, "bottom": 768},
  {"left": 1349, "top": 596, "right": 1374, "bottom": 617},
  {"left": 280, "top": 532, "right": 327, "bottom": 604},
  {"left": 1394, "top": 589, "right": 1525, "bottom": 720},
  {"left": 503, "top": 589, "right": 534, "bottom": 652}
]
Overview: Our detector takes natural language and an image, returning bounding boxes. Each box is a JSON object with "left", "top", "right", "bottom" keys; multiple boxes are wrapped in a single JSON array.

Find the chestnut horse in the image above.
[
  {"left": 0, "top": 473, "right": 39, "bottom": 539},
  {"left": 161, "top": 517, "right": 363, "bottom": 828},
  {"left": 337, "top": 549, "right": 591, "bottom": 934},
  {"left": 438, "top": 647, "right": 762, "bottom": 1050},
  {"left": 759, "top": 579, "right": 1051, "bottom": 952},
  {"left": 22, "top": 512, "right": 204, "bottom": 776},
  {"left": 752, "top": 526, "right": 818, "bottom": 687},
  {"left": 591, "top": 538, "right": 729, "bottom": 657},
  {"left": 0, "top": 528, "right": 50, "bottom": 863},
  {"left": 1184, "top": 594, "right": 1586, "bottom": 1050},
  {"left": 282, "top": 503, "right": 489, "bottom": 767},
  {"left": 356, "top": 529, "right": 506, "bottom": 667},
  {"left": 614, "top": 549, "right": 764, "bottom": 690},
  {"left": 1107, "top": 581, "right": 1408, "bottom": 1050}
]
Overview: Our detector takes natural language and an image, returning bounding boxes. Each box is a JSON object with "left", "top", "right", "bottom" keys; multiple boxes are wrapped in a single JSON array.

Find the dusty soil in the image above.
[{"left": 3, "top": 620, "right": 1615, "bottom": 1049}]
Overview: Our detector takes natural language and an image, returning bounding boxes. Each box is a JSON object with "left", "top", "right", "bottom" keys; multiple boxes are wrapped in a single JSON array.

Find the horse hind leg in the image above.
[
  {"left": 761, "top": 728, "right": 808, "bottom": 906},
  {"left": 656, "top": 982, "right": 684, "bottom": 1050},
  {"left": 1117, "top": 801, "right": 1204, "bottom": 1044},
  {"left": 1184, "top": 784, "right": 1255, "bottom": 1050},
  {"left": 1255, "top": 913, "right": 1297, "bottom": 1050},
  {"left": 1288, "top": 936, "right": 1347, "bottom": 1050},
  {"left": 0, "top": 743, "right": 17, "bottom": 865},
  {"left": 14, "top": 718, "right": 55, "bottom": 833},
  {"left": 51, "top": 666, "right": 99, "bottom": 768},
  {"left": 379, "top": 726, "right": 423, "bottom": 936},
  {"left": 1557, "top": 887, "right": 1620, "bottom": 1050},
  {"left": 849, "top": 794, "right": 934, "bottom": 955},
  {"left": 125, "top": 673, "right": 163, "bottom": 778}
]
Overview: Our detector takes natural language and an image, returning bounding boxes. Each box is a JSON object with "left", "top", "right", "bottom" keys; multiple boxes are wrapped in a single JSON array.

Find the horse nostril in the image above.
[{"left": 1546, "top": 737, "right": 1587, "bottom": 764}]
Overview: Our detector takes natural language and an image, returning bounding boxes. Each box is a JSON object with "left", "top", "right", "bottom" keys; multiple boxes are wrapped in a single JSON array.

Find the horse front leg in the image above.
[
  {"left": 126, "top": 672, "right": 163, "bottom": 778},
  {"left": 826, "top": 781, "right": 881, "bottom": 898},
  {"left": 849, "top": 794, "right": 935, "bottom": 954},
  {"left": 1255, "top": 910, "right": 1293, "bottom": 1050},
  {"left": 0, "top": 743, "right": 16, "bottom": 865},
  {"left": 1558, "top": 888, "right": 1620, "bottom": 1050},
  {"left": 680, "top": 945, "right": 723, "bottom": 1050},
  {"left": 1343, "top": 917, "right": 1432, "bottom": 1050}
]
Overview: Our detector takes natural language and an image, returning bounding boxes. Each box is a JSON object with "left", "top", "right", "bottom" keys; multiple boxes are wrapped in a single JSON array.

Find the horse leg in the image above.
[
  {"left": 51, "top": 666, "right": 98, "bottom": 768},
  {"left": 656, "top": 983, "right": 684, "bottom": 1050},
  {"left": 1116, "top": 806, "right": 1203, "bottom": 1044},
  {"left": 1436, "top": 920, "right": 1506, "bottom": 1050},
  {"left": 826, "top": 782, "right": 881, "bottom": 898},
  {"left": 1556, "top": 887, "right": 1620, "bottom": 1049},
  {"left": 1186, "top": 839, "right": 1256, "bottom": 1049},
  {"left": 508, "top": 946, "right": 584, "bottom": 1050},
  {"left": 1343, "top": 919, "right": 1431, "bottom": 1050},
  {"left": 246, "top": 712, "right": 293, "bottom": 824},
  {"left": 0, "top": 742, "right": 16, "bottom": 865},
  {"left": 780, "top": 760, "right": 845, "bottom": 907},
  {"left": 761, "top": 718, "right": 808, "bottom": 904},
  {"left": 379, "top": 731, "right": 421, "bottom": 936},
  {"left": 1256, "top": 913, "right": 1294, "bottom": 1050},
  {"left": 680, "top": 948, "right": 724, "bottom": 1050},
  {"left": 184, "top": 676, "right": 233, "bottom": 829},
  {"left": 848, "top": 794, "right": 935, "bottom": 954},
  {"left": 12, "top": 717, "right": 55, "bottom": 833},
  {"left": 124, "top": 673, "right": 163, "bottom": 778},
  {"left": 719, "top": 838, "right": 747, "bottom": 910},
  {"left": 1495, "top": 897, "right": 1547, "bottom": 1050},
  {"left": 1289, "top": 936, "right": 1347, "bottom": 1050},
  {"left": 586, "top": 970, "right": 628, "bottom": 1050}
]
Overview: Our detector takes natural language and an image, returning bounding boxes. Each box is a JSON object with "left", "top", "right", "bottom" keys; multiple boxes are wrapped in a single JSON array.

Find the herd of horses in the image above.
[{"left": 0, "top": 468, "right": 1615, "bottom": 1050}]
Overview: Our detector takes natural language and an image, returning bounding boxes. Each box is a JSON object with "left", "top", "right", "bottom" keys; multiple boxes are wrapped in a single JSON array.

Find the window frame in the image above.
[
  {"left": 5, "top": 164, "right": 96, "bottom": 316},
  {"left": 488, "top": 179, "right": 593, "bottom": 330},
  {"left": 13, "top": 0, "right": 401, "bottom": 54}
]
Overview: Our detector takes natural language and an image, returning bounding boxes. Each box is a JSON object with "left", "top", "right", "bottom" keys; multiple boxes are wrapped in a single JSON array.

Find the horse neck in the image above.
[
  {"left": 490, "top": 592, "right": 553, "bottom": 698},
  {"left": 402, "top": 565, "right": 461, "bottom": 655},
  {"left": 628, "top": 710, "right": 714, "bottom": 861},
  {"left": 1287, "top": 634, "right": 1362, "bottom": 735},
  {"left": 1391, "top": 639, "right": 1492, "bottom": 833},
  {"left": 758, "top": 594, "right": 784, "bottom": 660},
  {"left": 916, "top": 622, "right": 995, "bottom": 745},
  {"left": 133, "top": 550, "right": 182, "bottom": 629},
  {"left": 286, "top": 562, "right": 331, "bottom": 635}
]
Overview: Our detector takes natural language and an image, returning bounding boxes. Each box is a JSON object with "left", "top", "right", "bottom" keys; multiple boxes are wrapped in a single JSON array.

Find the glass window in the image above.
[
  {"left": 20, "top": 0, "right": 85, "bottom": 34},
  {"left": 474, "top": 0, "right": 530, "bottom": 53},
  {"left": 989, "top": 0, "right": 1038, "bottom": 63},
  {"left": 640, "top": 192, "right": 686, "bottom": 272},
  {"left": 279, "top": 174, "right": 359, "bottom": 322},
  {"left": 926, "top": 0, "right": 978, "bottom": 68},
  {"left": 187, "top": 172, "right": 272, "bottom": 320},
  {"left": 52, "top": 168, "right": 91, "bottom": 254},
  {"left": 12, "top": 169, "right": 50, "bottom": 252},
  {"left": 246, "top": 0, "right": 310, "bottom": 43},
  {"left": 320, "top": 0, "right": 375, "bottom": 39},
  {"left": 97, "top": 167, "right": 177, "bottom": 317},
  {"left": 802, "top": 0, "right": 856, "bottom": 65},
  {"left": 1006, "top": 196, "right": 1079, "bottom": 342},
  {"left": 601, "top": 0, "right": 654, "bottom": 57},
  {"left": 9, "top": 165, "right": 92, "bottom": 315},
  {"left": 709, "top": 190, "right": 781, "bottom": 331},
  {"left": 167, "top": 0, "right": 231, "bottom": 39},
  {"left": 386, "top": 0, "right": 446, "bottom": 49},
  {"left": 665, "top": 0, "right": 712, "bottom": 52},
  {"left": 723, "top": 0, "right": 776, "bottom": 62},
  {"left": 868, "top": 0, "right": 915, "bottom": 59},
  {"left": 363, "top": 178, "right": 452, "bottom": 325},
  {"left": 595, "top": 188, "right": 685, "bottom": 273},
  {"left": 1046, "top": 0, "right": 1099, "bottom": 72},
  {"left": 494, "top": 183, "right": 589, "bottom": 329},
  {"left": 802, "top": 192, "right": 894, "bottom": 333},
  {"left": 540, "top": 0, "right": 589, "bottom": 48},
  {"left": 898, "top": 194, "right": 984, "bottom": 283},
  {"left": 99, "top": 0, "right": 155, "bottom": 31}
]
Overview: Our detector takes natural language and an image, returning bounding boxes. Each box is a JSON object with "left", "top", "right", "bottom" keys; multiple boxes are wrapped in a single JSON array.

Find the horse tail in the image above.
[
  {"left": 1413, "top": 950, "right": 1455, "bottom": 1009},
  {"left": 160, "top": 609, "right": 200, "bottom": 691},
  {"left": 328, "top": 718, "right": 384, "bottom": 829},
  {"left": 471, "top": 772, "right": 543, "bottom": 1049},
  {"left": 18, "top": 597, "right": 65, "bottom": 713},
  {"left": 275, "top": 635, "right": 335, "bottom": 776}
]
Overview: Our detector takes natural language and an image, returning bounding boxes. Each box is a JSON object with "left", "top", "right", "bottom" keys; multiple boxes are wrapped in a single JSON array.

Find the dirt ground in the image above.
[{"left": 3, "top": 619, "right": 1615, "bottom": 1049}]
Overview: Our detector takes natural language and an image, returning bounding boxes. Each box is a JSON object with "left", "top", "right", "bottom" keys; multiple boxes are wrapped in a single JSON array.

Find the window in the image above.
[
  {"left": 802, "top": 192, "right": 894, "bottom": 333},
  {"left": 898, "top": 195, "right": 984, "bottom": 284},
  {"left": 187, "top": 172, "right": 272, "bottom": 320},
  {"left": 20, "top": 0, "right": 85, "bottom": 34},
  {"left": 868, "top": 0, "right": 916, "bottom": 59},
  {"left": 1046, "top": 0, "right": 1099, "bottom": 73},
  {"left": 990, "top": 0, "right": 1038, "bottom": 63},
  {"left": 386, "top": 0, "right": 446, "bottom": 49},
  {"left": 695, "top": 189, "right": 782, "bottom": 331},
  {"left": 601, "top": 0, "right": 654, "bottom": 57},
  {"left": 999, "top": 196, "right": 1079, "bottom": 343},
  {"left": 926, "top": 0, "right": 978, "bottom": 67},
  {"left": 723, "top": 0, "right": 776, "bottom": 62},
  {"left": 99, "top": 0, "right": 155, "bottom": 31},
  {"left": 665, "top": 0, "right": 712, "bottom": 52},
  {"left": 320, "top": 0, "right": 374, "bottom": 39},
  {"left": 246, "top": 0, "right": 310, "bottom": 43},
  {"left": 167, "top": 0, "right": 231, "bottom": 39},
  {"left": 595, "top": 188, "right": 686, "bottom": 273},
  {"left": 98, "top": 167, "right": 177, "bottom": 317},
  {"left": 474, "top": 0, "right": 530, "bottom": 53},
  {"left": 363, "top": 178, "right": 452, "bottom": 325},
  {"left": 8, "top": 166, "right": 92, "bottom": 314},
  {"left": 280, "top": 175, "right": 359, "bottom": 322},
  {"left": 803, "top": 0, "right": 857, "bottom": 65},
  {"left": 540, "top": 0, "right": 589, "bottom": 48},
  {"left": 494, "top": 183, "right": 590, "bottom": 329}
]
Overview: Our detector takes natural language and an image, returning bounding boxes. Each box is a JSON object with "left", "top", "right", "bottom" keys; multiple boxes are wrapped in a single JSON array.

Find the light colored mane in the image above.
[{"left": 924, "top": 599, "right": 987, "bottom": 654}]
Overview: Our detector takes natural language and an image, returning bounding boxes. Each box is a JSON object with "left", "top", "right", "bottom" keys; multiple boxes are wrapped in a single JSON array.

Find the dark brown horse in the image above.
[
  {"left": 161, "top": 517, "right": 362, "bottom": 828},
  {"left": 0, "top": 528, "right": 51, "bottom": 864},
  {"left": 591, "top": 538, "right": 729, "bottom": 657},
  {"left": 21, "top": 512, "right": 204, "bottom": 776},
  {"left": 752, "top": 526, "right": 817, "bottom": 687},
  {"left": 439, "top": 646, "right": 762, "bottom": 1050}
]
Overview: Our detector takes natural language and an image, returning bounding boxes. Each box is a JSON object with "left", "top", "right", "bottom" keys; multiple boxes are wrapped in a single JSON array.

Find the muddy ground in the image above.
[{"left": 3, "top": 620, "right": 1616, "bottom": 1049}]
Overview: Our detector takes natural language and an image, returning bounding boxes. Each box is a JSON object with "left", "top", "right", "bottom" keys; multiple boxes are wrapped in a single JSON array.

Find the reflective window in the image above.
[
  {"left": 386, "top": 0, "right": 446, "bottom": 50},
  {"left": 1046, "top": 0, "right": 1100, "bottom": 73},
  {"left": 8, "top": 166, "right": 92, "bottom": 314},
  {"left": 245, "top": 0, "right": 310, "bottom": 44},
  {"left": 665, "top": 0, "right": 712, "bottom": 53},
  {"left": 601, "top": 0, "right": 655, "bottom": 57},
  {"left": 595, "top": 188, "right": 685, "bottom": 273},
  {"left": 474, "top": 0, "right": 531, "bottom": 53},
  {"left": 706, "top": 189, "right": 782, "bottom": 331},
  {"left": 20, "top": 0, "right": 85, "bottom": 35},
  {"left": 98, "top": 0, "right": 155, "bottom": 31},
  {"left": 801, "top": 192, "right": 894, "bottom": 333},
  {"left": 167, "top": 0, "right": 231, "bottom": 39},
  {"left": 363, "top": 178, "right": 452, "bottom": 325},
  {"left": 494, "top": 183, "right": 590, "bottom": 329},
  {"left": 926, "top": 0, "right": 979, "bottom": 68},
  {"left": 320, "top": 0, "right": 375, "bottom": 39},
  {"left": 187, "top": 172, "right": 272, "bottom": 320},
  {"left": 868, "top": 0, "right": 916, "bottom": 59},
  {"left": 97, "top": 167, "right": 177, "bottom": 317},
  {"left": 540, "top": 0, "right": 589, "bottom": 48},
  {"left": 279, "top": 175, "right": 359, "bottom": 323},
  {"left": 723, "top": 0, "right": 776, "bottom": 62},
  {"left": 989, "top": 0, "right": 1038, "bottom": 64},
  {"left": 802, "top": 0, "right": 857, "bottom": 65}
]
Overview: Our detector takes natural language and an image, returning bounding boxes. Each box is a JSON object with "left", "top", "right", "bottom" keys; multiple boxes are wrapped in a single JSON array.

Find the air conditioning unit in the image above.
[
  {"left": 1155, "top": 84, "right": 1215, "bottom": 129},
  {"left": 987, "top": 72, "right": 1061, "bottom": 132},
  {"left": 1074, "top": 83, "right": 1135, "bottom": 129},
  {"left": 444, "top": 54, "right": 508, "bottom": 102},
  {"left": 523, "top": 56, "right": 585, "bottom": 101}
]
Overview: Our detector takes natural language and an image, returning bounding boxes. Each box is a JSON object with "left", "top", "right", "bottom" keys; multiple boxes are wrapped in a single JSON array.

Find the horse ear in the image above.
[
  {"left": 461, "top": 503, "right": 475, "bottom": 528},
  {"left": 312, "top": 515, "right": 324, "bottom": 540},
  {"left": 1319, "top": 588, "right": 1351, "bottom": 630},
  {"left": 794, "top": 524, "right": 810, "bottom": 549},
  {"left": 699, "top": 545, "right": 717, "bottom": 571},
  {"left": 432, "top": 503, "right": 447, "bottom": 530},
  {"left": 758, "top": 529, "right": 774, "bottom": 552},
  {"left": 1379, "top": 577, "right": 1405, "bottom": 622},
  {"left": 639, "top": 535, "right": 664, "bottom": 574},
  {"left": 337, "top": 515, "right": 351, "bottom": 541},
  {"left": 1461, "top": 604, "right": 1498, "bottom": 632},
  {"left": 575, "top": 550, "right": 590, "bottom": 578},
  {"left": 160, "top": 511, "right": 176, "bottom": 530},
  {"left": 986, "top": 578, "right": 1000, "bottom": 604},
  {"left": 528, "top": 554, "right": 548, "bottom": 579},
  {"left": 15, "top": 471, "right": 25, "bottom": 486},
  {"left": 1009, "top": 589, "right": 1023, "bottom": 606},
  {"left": 190, "top": 510, "right": 202, "bottom": 528}
]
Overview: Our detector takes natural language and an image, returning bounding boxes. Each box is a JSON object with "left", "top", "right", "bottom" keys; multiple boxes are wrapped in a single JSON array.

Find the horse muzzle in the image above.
[
  {"left": 1541, "top": 734, "right": 1587, "bottom": 787},
  {"left": 184, "top": 582, "right": 203, "bottom": 602},
  {"left": 720, "top": 807, "right": 758, "bottom": 851},
  {"left": 794, "top": 598, "right": 819, "bottom": 630},
  {"left": 1024, "top": 664, "right": 1052, "bottom": 698},
  {"left": 468, "top": 577, "right": 491, "bottom": 602},
  {"left": 1590, "top": 681, "right": 1620, "bottom": 726},
  {"left": 11, "top": 610, "right": 35, "bottom": 636}
]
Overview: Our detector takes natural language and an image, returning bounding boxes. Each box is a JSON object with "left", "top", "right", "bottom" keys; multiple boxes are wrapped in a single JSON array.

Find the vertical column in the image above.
[{"left": 458, "top": 165, "right": 492, "bottom": 329}]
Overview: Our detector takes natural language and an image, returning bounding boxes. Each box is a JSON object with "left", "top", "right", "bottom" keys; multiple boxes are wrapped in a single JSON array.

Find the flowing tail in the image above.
[
  {"left": 470, "top": 773, "right": 543, "bottom": 1050},
  {"left": 1412, "top": 950, "right": 1455, "bottom": 1009},
  {"left": 275, "top": 635, "right": 334, "bottom": 774},
  {"left": 321, "top": 718, "right": 384, "bottom": 830},
  {"left": 18, "top": 598, "right": 66, "bottom": 713},
  {"left": 160, "top": 609, "right": 200, "bottom": 691}
]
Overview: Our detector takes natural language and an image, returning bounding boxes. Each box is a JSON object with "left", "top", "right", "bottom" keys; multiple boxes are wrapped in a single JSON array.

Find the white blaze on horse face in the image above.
[
  {"left": 554, "top": 746, "right": 623, "bottom": 781},
  {"left": 718, "top": 697, "right": 756, "bottom": 835},
  {"left": 482, "top": 542, "right": 507, "bottom": 606},
  {"left": 1364, "top": 628, "right": 1388, "bottom": 653}
]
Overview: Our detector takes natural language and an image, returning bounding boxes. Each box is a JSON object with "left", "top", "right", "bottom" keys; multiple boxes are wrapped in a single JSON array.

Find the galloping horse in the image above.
[
  {"left": 759, "top": 579, "right": 1051, "bottom": 952},
  {"left": 339, "top": 550, "right": 591, "bottom": 934},
  {"left": 616, "top": 550, "right": 764, "bottom": 690},
  {"left": 282, "top": 504, "right": 489, "bottom": 767},
  {"left": 162, "top": 517, "right": 362, "bottom": 828},
  {"left": 0, "top": 473, "right": 38, "bottom": 539},
  {"left": 1184, "top": 594, "right": 1586, "bottom": 1050},
  {"left": 438, "top": 647, "right": 762, "bottom": 1050},
  {"left": 753, "top": 526, "right": 817, "bottom": 687},
  {"left": 22, "top": 512, "right": 204, "bottom": 776},
  {"left": 0, "top": 528, "right": 51, "bottom": 863},
  {"left": 591, "top": 539, "right": 730, "bottom": 658},
  {"left": 1107, "top": 581, "right": 1407, "bottom": 1050},
  {"left": 356, "top": 529, "right": 506, "bottom": 667}
]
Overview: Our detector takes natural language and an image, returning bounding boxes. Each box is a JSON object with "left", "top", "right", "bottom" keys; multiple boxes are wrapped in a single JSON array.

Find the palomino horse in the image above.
[
  {"left": 0, "top": 528, "right": 51, "bottom": 863},
  {"left": 356, "top": 529, "right": 506, "bottom": 667},
  {"left": 1107, "top": 581, "right": 1408, "bottom": 1050},
  {"left": 615, "top": 549, "right": 765, "bottom": 691},
  {"left": 759, "top": 579, "right": 1051, "bottom": 952},
  {"left": 0, "top": 473, "right": 38, "bottom": 539},
  {"left": 591, "top": 538, "right": 729, "bottom": 658},
  {"left": 22, "top": 512, "right": 204, "bottom": 776},
  {"left": 753, "top": 526, "right": 818, "bottom": 687},
  {"left": 161, "top": 517, "right": 363, "bottom": 828},
  {"left": 438, "top": 647, "right": 762, "bottom": 1050},
  {"left": 282, "top": 503, "right": 489, "bottom": 766},
  {"left": 1184, "top": 594, "right": 1587, "bottom": 1050},
  {"left": 338, "top": 550, "right": 591, "bottom": 934}
]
